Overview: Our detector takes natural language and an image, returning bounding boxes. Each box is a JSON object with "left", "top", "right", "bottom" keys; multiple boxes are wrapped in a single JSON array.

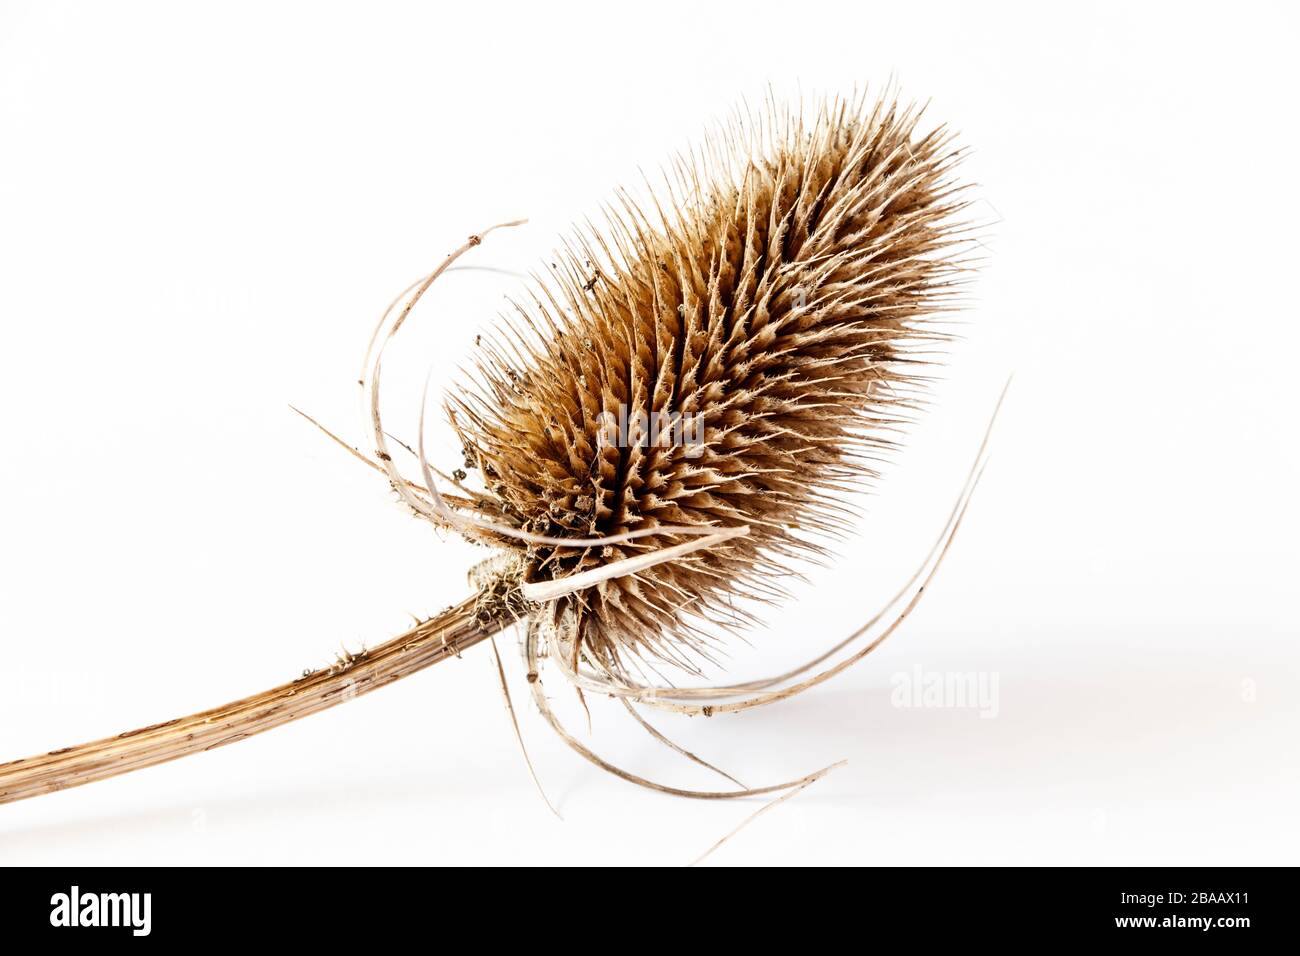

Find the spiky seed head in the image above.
[{"left": 450, "top": 93, "right": 974, "bottom": 680}]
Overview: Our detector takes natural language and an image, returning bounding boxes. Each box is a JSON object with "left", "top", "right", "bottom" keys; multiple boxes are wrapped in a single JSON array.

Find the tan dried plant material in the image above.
[
  {"left": 456, "top": 93, "right": 972, "bottom": 682},
  {"left": 0, "top": 90, "right": 987, "bottom": 810}
]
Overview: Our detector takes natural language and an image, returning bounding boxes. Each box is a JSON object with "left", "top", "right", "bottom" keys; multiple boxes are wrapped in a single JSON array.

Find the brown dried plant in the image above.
[{"left": 0, "top": 90, "right": 989, "bottom": 810}]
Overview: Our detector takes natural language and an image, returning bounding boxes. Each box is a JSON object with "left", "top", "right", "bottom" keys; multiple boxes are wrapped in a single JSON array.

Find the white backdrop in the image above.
[{"left": 1, "top": 1, "right": 1296, "bottom": 865}]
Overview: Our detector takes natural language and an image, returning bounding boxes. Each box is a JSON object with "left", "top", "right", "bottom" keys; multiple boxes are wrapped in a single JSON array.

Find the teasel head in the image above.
[
  {"left": 445, "top": 92, "right": 974, "bottom": 682},
  {"left": 0, "top": 89, "right": 993, "bottom": 814}
]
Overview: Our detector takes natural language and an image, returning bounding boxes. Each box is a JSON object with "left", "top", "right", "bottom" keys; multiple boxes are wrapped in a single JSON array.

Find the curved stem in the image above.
[{"left": 0, "top": 595, "right": 501, "bottom": 806}]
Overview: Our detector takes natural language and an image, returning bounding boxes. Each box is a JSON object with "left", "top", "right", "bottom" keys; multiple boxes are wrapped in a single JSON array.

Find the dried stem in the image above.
[{"left": 0, "top": 594, "right": 504, "bottom": 806}]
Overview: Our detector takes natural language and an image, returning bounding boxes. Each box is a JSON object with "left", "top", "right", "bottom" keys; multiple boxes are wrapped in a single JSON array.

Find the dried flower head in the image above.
[{"left": 451, "top": 93, "right": 974, "bottom": 679}]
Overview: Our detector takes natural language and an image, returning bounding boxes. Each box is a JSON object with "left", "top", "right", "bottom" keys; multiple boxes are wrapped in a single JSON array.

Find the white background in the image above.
[{"left": 1, "top": 1, "right": 1296, "bottom": 866}]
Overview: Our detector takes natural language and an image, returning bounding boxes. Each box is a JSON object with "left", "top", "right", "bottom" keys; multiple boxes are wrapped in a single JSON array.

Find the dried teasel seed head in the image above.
[{"left": 450, "top": 93, "right": 976, "bottom": 679}]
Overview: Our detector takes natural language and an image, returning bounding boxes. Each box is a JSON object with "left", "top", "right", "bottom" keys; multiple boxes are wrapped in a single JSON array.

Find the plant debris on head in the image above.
[{"left": 448, "top": 93, "right": 974, "bottom": 682}]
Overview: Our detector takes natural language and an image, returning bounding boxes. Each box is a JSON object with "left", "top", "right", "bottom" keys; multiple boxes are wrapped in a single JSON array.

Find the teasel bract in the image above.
[{"left": 0, "top": 90, "right": 989, "bottom": 807}]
